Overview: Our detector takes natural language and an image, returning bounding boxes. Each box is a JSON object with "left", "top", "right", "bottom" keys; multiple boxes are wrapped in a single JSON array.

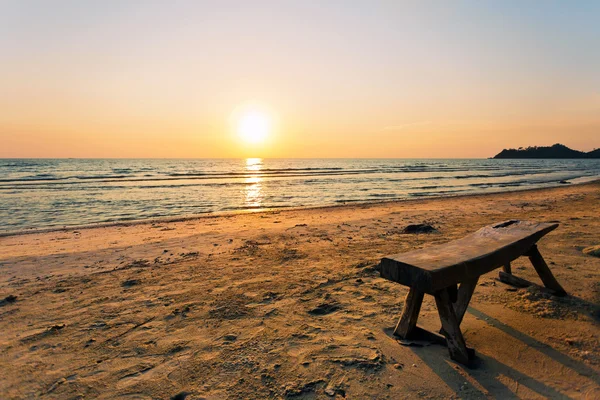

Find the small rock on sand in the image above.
[
  {"left": 170, "top": 392, "right": 189, "bottom": 400},
  {"left": 0, "top": 295, "right": 17, "bottom": 306},
  {"left": 308, "top": 303, "right": 340, "bottom": 316},
  {"left": 402, "top": 224, "right": 438, "bottom": 234},
  {"left": 121, "top": 279, "right": 140, "bottom": 287},
  {"left": 583, "top": 245, "right": 600, "bottom": 258}
]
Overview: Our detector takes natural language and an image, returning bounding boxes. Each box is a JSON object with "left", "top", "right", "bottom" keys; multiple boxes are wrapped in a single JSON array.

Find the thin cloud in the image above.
[{"left": 381, "top": 121, "right": 432, "bottom": 131}]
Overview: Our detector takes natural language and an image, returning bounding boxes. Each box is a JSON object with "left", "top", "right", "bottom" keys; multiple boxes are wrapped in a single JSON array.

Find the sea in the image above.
[{"left": 1, "top": 158, "right": 599, "bottom": 233}]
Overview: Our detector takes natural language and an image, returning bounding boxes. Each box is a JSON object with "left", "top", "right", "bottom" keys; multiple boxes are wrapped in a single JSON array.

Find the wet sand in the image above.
[{"left": 1, "top": 181, "right": 599, "bottom": 399}]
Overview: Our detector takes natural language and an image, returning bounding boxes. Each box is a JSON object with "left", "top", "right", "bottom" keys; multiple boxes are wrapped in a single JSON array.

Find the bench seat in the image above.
[{"left": 380, "top": 220, "right": 558, "bottom": 294}]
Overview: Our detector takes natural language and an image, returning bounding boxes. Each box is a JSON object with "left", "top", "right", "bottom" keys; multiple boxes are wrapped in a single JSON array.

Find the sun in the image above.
[{"left": 237, "top": 109, "right": 271, "bottom": 144}]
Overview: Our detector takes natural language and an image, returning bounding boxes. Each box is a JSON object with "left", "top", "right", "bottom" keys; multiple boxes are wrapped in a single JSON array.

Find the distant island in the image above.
[{"left": 493, "top": 143, "right": 600, "bottom": 159}]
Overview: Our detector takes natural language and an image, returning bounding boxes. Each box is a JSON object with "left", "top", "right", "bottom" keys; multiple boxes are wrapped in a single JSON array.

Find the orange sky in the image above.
[{"left": 1, "top": 2, "right": 599, "bottom": 158}]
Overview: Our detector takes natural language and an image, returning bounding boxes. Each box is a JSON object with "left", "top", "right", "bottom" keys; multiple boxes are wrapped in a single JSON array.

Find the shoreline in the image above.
[{"left": 2, "top": 177, "right": 599, "bottom": 238}]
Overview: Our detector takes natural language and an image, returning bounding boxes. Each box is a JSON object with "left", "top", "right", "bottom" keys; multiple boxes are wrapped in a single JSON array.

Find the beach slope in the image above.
[{"left": 1, "top": 182, "right": 599, "bottom": 399}]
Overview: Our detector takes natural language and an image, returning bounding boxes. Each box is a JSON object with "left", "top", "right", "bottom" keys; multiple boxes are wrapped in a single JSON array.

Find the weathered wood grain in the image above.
[
  {"left": 499, "top": 270, "right": 567, "bottom": 296},
  {"left": 454, "top": 276, "right": 479, "bottom": 326},
  {"left": 393, "top": 288, "right": 424, "bottom": 338},
  {"left": 380, "top": 220, "right": 558, "bottom": 293},
  {"left": 498, "top": 271, "right": 531, "bottom": 288},
  {"left": 435, "top": 287, "right": 471, "bottom": 365},
  {"left": 439, "top": 276, "right": 479, "bottom": 336},
  {"left": 526, "top": 245, "right": 567, "bottom": 296}
]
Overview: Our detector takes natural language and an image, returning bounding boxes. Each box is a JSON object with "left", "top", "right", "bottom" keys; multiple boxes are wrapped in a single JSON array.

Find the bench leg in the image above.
[
  {"left": 527, "top": 245, "right": 567, "bottom": 296},
  {"left": 454, "top": 276, "right": 479, "bottom": 326},
  {"left": 502, "top": 262, "right": 512, "bottom": 274},
  {"left": 394, "top": 288, "right": 424, "bottom": 338},
  {"left": 435, "top": 287, "right": 471, "bottom": 365},
  {"left": 439, "top": 277, "right": 478, "bottom": 335}
]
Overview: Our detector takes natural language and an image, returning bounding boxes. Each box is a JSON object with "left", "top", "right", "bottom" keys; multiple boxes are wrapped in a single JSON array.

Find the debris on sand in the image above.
[
  {"left": 121, "top": 279, "right": 140, "bottom": 288},
  {"left": 223, "top": 334, "right": 238, "bottom": 342},
  {"left": 170, "top": 391, "right": 189, "bottom": 400},
  {"left": 328, "top": 350, "right": 384, "bottom": 371},
  {"left": 124, "top": 259, "right": 150, "bottom": 269},
  {"left": 502, "top": 286, "right": 599, "bottom": 320},
  {"left": 583, "top": 245, "right": 600, "bottom": 258},
  {"left": 0, "top": 294, "right": 17, "bottom": 306},
  {"left": 401, "top": 223, "right": 438, "bottom": 234},
  {"left": 179, "top": 251, "right": 200, "bottom": 258},
  {"left": 325, "top": 386, "right": 346, "bottom": 397},
  {"left": 308, "top": 302, "right": 341, "bottom": 316},
  {"left": 21, "top": 324, "right": 66, "bottom": 343},
  {"left": 284, "top": 379, "right": 325, "bottom": 397},
  {"left": 261, "top": 291, "right": 280, "bottom": 303},
  {"left": 324, "top": 376, "right": 348, "bottom": 397}
]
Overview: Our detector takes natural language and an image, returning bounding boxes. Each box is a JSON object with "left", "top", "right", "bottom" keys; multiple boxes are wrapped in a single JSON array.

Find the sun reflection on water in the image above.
[{"left": 244, "top": 158, "right": 263, "bottom": 208}]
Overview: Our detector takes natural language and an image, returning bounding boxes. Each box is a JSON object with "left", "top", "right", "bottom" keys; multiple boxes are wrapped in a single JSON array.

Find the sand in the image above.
[{"left": 1, "top": 182, "right": 599, "bottom": 399}]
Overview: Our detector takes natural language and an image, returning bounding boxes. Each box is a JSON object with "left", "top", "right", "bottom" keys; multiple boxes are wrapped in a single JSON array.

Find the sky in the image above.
[{"left": 1, "top": 0, "right": 599, "bottom": 158}]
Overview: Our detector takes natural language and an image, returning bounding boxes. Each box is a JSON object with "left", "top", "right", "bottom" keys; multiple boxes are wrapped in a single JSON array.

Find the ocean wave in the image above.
[
  {"left": 167, "top": 168, "right": 376, "bottom": 177},
  {"left": 409, "top": 188, "right": 469, "bottom": 197},
  {"left": 334, "top": 198, "right": 378, "bottom": 203},
  {"left": 260, "top": 167, "right": 344, "bottom": 172},
  {"left": 369, "top": 193, "right": 398, "bottom": 198},
  {"left": 0, "top": 175, "right": 62, "bottom": 182},
  {"left": 74, "top": 175, "right": 128, "bottom": 180}
]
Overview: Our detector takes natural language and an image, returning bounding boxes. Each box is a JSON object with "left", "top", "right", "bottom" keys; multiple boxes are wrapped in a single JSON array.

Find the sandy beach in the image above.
[{"left": 1, "top": 181, "right": 599, "bottom": 399}]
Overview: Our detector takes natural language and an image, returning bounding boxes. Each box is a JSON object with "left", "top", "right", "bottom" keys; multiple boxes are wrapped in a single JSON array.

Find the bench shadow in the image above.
[
  {"left": 408, "top": 344, "right": 514, "bottom": 399},
  {"left": 468, "top": 306, "right": 600, "bottom": 386},
  {"left": 398, "top": 305, "right": 598, "bottom": 399},
  {"left": 384, "top": 326, "right": 566, "bottom": 398},
  {"left": 410, "top": 344, "right": 572, "bottom": 399}
]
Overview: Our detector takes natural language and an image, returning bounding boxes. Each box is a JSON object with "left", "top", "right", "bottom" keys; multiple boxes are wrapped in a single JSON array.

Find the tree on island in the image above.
[{"left": 493, "top": 143, "right": 600, "bottom": 159}]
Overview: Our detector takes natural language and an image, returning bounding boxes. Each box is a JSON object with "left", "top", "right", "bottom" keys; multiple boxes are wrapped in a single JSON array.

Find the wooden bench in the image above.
[{"left": 380, "top": 220, "right": 566, "bottom": 364}]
